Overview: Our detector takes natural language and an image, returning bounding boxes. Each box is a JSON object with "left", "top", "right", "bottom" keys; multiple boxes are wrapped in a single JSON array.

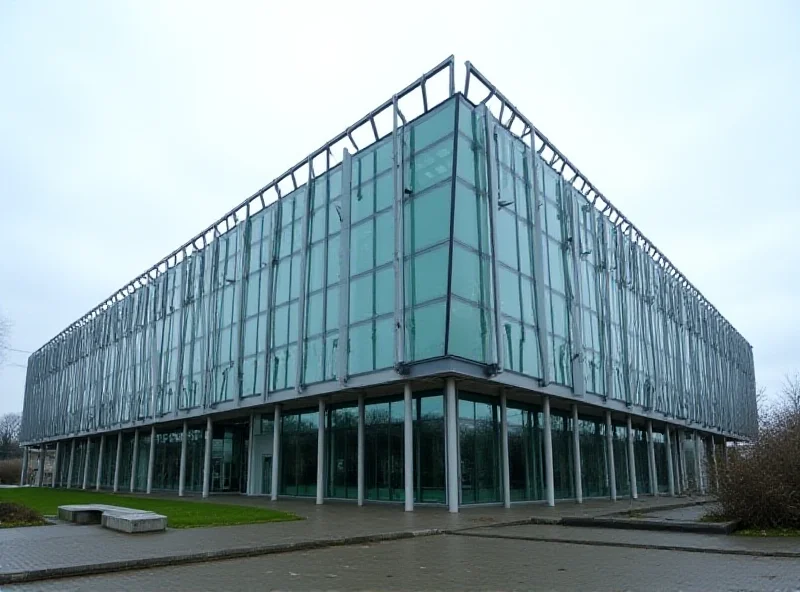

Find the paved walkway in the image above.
[
  {"left": 5, "top": 535, "right": 800, "bottom": 592},
  {"left": 0, "top": 494, "right": 795, "bottom": 585}
]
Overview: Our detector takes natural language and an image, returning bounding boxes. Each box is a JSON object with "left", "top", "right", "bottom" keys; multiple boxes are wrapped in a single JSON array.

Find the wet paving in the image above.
[{"left": 4, "top": 533, "right": 799, "bottom": 592}]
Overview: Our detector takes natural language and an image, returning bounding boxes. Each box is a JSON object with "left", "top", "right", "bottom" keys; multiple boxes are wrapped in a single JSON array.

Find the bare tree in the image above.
[
  {"left": 780, "top": 372, "right": 800, "bottom": 415},
  {"left": 0, "top": 412, "right": 22, "bottom": 460},
  {"left": 0, "top": 313, "right": 9, "bottom": 367}
]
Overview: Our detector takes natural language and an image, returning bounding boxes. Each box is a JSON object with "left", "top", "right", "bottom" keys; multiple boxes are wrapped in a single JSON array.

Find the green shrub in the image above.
[
  {"left": 0, "top": 502, "right": 47, "bottom": 527},
  {"left": 716, "top": 409, "right": 800, "bottom": 530},
  {"left": 0, "top": 459, "right": 21, "bottom": 485}
]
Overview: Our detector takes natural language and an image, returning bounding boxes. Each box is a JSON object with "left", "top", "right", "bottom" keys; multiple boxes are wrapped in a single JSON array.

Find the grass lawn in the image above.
[
  {"left": 0, "top": 488, "right": 300, "bottom": 529},
  {"left": 736, "top": 527, "right": 800, "bottom": 537}
]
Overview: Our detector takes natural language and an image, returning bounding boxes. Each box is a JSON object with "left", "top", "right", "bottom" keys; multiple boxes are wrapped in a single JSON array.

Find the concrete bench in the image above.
[
  {"left": 57, "top": 504, "right": 166, "bottom": 533},
  {"left": 101, "top": 510, "right": 167, "bottom": 533}
]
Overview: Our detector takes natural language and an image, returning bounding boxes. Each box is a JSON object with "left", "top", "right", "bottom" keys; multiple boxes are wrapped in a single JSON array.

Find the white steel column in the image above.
[
  {"left": 67, "top": 439, "right": 75, "bottom": 489},
  {"left": 627, "top": 415, "right": 638, "bottom": 499},
  {"left": 316, "top": 399, "right": 325, "bottom": 505},
  {"left": 501, "top": 392, "right": 511, "bottom": 509},
  {"left": 693, "top": 431, "right": 703, "bottom": 494},
  {"left": 202, "top": 417, "right": 212, "bottom": 499},
  {"left": 246, "top": 413, "right": 255, "bottom": 495},
  {"left": 665, "top": 426, "right": 675, "bottom": 496},
  {"left": 96, "top": 434, "right": 105, "bottom": 491},
  {"left": 52, "top": 441, "right": 61, "bottom": 487},
  {"left": 571, "top": 404, "right": 583, "bottom": 504},
  {"left": 678, "top": 430, "right": 688, "bottom": 491},
  {"left": 130, "top": 430, "right": 139, "bottom": 493},
  {"left": 358, "top": 394, "right": 365, "bottom": 507},
  {"left": 646, "top": 421, "right": 657, "bottom": 496},
  {"left": 20, "top": 446, "right": 29, "bottom": 486},
  {"left": 605, "top": 411, "right": 617, "bottom": 501},
  {"left": 711, "top": 436, "right": 719, "bottom": 492},
  {"left": 271, "top": 404, "right": 281, "bottom": 501},
  {"left": 36, "top": 445, "right": 45, "bottom": 487},
  {"left": 445, "top": 378, "right": 459, "bottom": 513},
  {"left": 178, "top": 421, "right": 188, "bottom": 497},
  {"left": 113, "top": 431, "right": 123, "bottom": 493},
  {"left": 404, "top": 384, "right": 414, "bottom": 512},
  {"left": 543, "top": 396, "right": 555, "bottom": 507},
  {"left": 146, "top": 426, "right": 156, "bottom": 494},
  {"left": 82, "top": 438, "right": 91, "bottom": 490}
]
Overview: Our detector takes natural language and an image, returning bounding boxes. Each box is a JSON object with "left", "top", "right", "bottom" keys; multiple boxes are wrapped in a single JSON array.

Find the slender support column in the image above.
[
  {"left": 646, "top": 421, "right": 657, "bottom": 496},
  {"left": 723, "top": 437, "right": 729, "bottom": 464},
  {"left": 67, "top": 439, "right": 75, "bottom": 489},
  {"left": 337, "top": 150, "right": 352, "bottom": 386},
  {"left": 20, "top": 446, "right": 29, "bottom": 486},
  {"left": 178, "top": 421, "right": 188, "bottom": 497},
  {"left": 693, "top": 431, "right": 703, "bottom": 494},
  {"left": 113, "top": 431, "right": 123, "bottom": 493},
  {"left": 146, "top": 426, "right": 156, "bottom": 494},
  {"left": 316, "top": 399, "right": 325, "bottom": 505},
  {"left": 627, "top": 415, "right": 637, "bottom": 499},
  {"left": 678, "top": 430, "right": 688, "bottom": 491},
  {"left": 501, "top": 392, "right": 511, "bottom": 508},
  {"left": 96, "top": 434, "right": 105, "bottom": 491},
  {"left": 358, "top": 394, "right": 365, "bottom": 507},
  {"left": 36, "top": 445, "right": 45, "bottom": 487},
  {"left": 605, "top": 411, "right": 617, "bottom": 501},
  {"left": 445, "top": 378, "right": 459, "bottom": 513},
  {"left": 404, "top": 384, "right": 414, "bottom": 511},
  {"left": 202, "top": 417, "right": 212, "bottom": 499},
  {"left": 673, "top": 431, "right": 682, "bottom": 495},
  {"left": 543, "top": 396, "right": 555, "bottom": 507},
  {"left": 665, "top": 426, "right": 675, "bottom": 496},
  {"left": 271, "top": 404, "right": 281, "bottom": 501},
  {"left": 711, "top": 436, "right": 719, "bottom": 492},
  {"left": 571, "top": 404, "right": 583, "bottom": 504},
  {"left": 246, "top": 413, "right": 255, "bottom": 495},
  {"left": 82, "top": 438, "right": 91, "bottom": 490},
  {"left": 130, "top": 430, "right": 139, "bottom": 493},
  {"left": 52, "top": 441, "right": 61, "bottom": 487}
]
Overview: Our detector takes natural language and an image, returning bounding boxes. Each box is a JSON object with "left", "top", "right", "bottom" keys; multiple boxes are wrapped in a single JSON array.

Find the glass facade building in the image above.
[{"left": 19, "top": 57, "right": 756, "bottom": 509}]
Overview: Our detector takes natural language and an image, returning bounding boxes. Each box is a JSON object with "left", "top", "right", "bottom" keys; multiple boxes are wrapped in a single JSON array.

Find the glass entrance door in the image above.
[{"left": 211, "top": 422, "right": 249, "bottom": 493}]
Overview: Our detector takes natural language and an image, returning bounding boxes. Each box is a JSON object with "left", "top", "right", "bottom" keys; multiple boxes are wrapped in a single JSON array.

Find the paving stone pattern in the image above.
[{"left": 4, "top": 534, "right": 800, "bottom": 592}]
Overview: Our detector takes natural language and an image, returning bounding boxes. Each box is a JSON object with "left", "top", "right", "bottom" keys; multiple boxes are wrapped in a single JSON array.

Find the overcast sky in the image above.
[{"left": 1, "top": 1, "right": 797, "bottom": 416}]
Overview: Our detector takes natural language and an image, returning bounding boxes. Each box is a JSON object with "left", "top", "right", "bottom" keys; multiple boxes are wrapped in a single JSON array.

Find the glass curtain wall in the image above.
[
  {"left": 459, "top": 394, "right": 501, "bottom": 504},
  {"left": 448, "top": 99, "right": 494, "bottom": 363},
  {"left": 211, "top": 423, "right": 248, "bottom": 493},
  {"left": 133, "top": 431, "right": 151, "bottom": 491},
  {"left": 402, "top": 99, "right": 455, "bottom": 362},
  {"left": 116, "top": 432, "right": 136, "bottom": 491},
  {"left": 269, "top": 188, "right": 305, "bottom": 391},
  {"left": 301, "top": 164, "right": 343, "bottom": 385},
  {"left": 550, "top": 412, "right": 575, "bottom": 499},
  {"left": 578, "top": 416, "right": 609, "bottom": 498},
  {"left": 152, "top": 428, "right": 182, "bottom": 492},
  {"left": 652, "top": 430, "right": 670, "bottom": 493},
  {"left": 70, "top": 439, "right": 87, "bottom": 488},
  {"left": 99, "top": 434, "right": 118, "bottom": 489},
  {"left": 327, "top": 404, "right": 358, "bottom": 499},
  {"left": 507, "top": 402, "right": 545, "bottom": 501},
  {"left": 413, "top": 392, "right": 446, "bottom": 503},
  {"left": 185, "top": 426, "right": 206, "bottom": 493},
  {"left": 632, "top": 427, "right": 651, "bottom": 494},
  {"left": 280, "top": 410, "right": 318, "bottom": 497},
  {"left": 493, "top": 117, "right": 542, "bottom": 377},
  {"left": 86, "top": 437, "right": 100, "bottom": 486},
  {"left": 612, "top": 424, "right": 631, "bottom": 496},
  {"left": 364, "top": 398, "right": 404, "bottom": 502}
]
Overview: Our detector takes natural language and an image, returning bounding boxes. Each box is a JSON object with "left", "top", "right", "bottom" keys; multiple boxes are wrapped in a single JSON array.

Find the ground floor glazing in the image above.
[{"left": 31, "top": 378, "right": 721, "bottom": 509}]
